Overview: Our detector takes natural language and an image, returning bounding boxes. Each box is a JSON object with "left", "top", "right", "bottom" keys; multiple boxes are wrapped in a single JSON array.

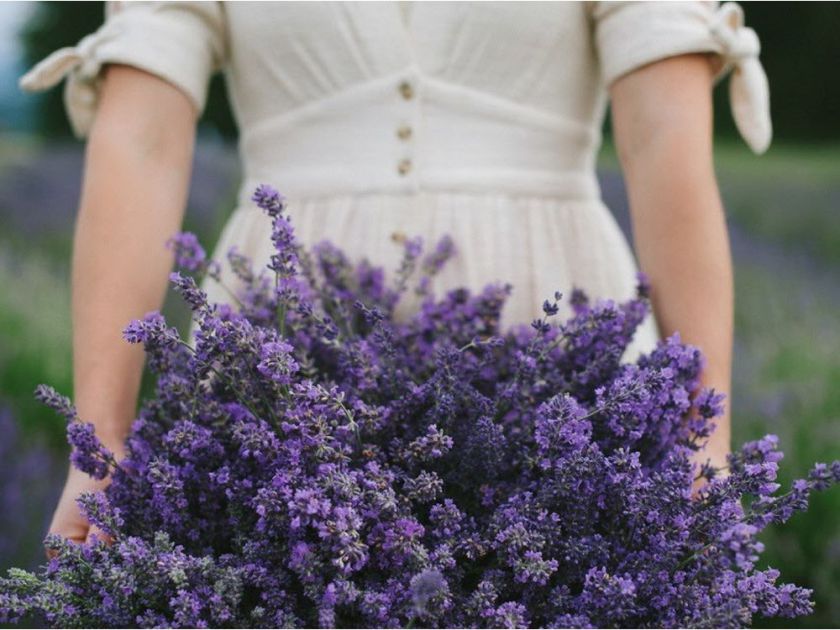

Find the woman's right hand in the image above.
[
  {"left": 46, "top": 465, "right": 114, "bottom": 553},
  {"left": 45, "top": 439, "right": 126, "bottom": 556}
]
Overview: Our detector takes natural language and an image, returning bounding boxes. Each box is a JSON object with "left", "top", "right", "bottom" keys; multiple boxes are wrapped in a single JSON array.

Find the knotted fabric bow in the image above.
[
  {"left": 18, "top": 23, "right": 124, "bottom": 138},
  {"left": 711, "top": 2, "right": 772, "bottom": 154}
]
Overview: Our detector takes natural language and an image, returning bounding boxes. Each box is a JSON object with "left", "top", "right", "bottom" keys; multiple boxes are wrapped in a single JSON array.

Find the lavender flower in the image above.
[
  {"left": 256, "top": 339, "right": 299, "bottom": 385},
  {"left": 166, "top": 232, "right": 219, "bottom": 278},
  {"left": 409, "top": 568, "right": 448, "bottom": 617},
  {"left": 251, "top": 184, "right": 287, "bottom": 217},
  {"left": 66, "top": 421, "right": 113, "bottom": 480}
]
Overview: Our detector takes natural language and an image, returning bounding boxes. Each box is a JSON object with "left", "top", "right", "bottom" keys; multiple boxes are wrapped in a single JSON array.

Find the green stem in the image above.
[
  {"left": 274, "top": 272, "right": 288, "bottom": 338},
  {"left": 334, "top": 396, "right": 363, "bottom": 451},
  {"left": 675, "top": 484, "right": 802, "bottom": 571},
  {"left": 176, "top": 339, "right": 270, "bottom": 425},
  {"left": 215, "top": 278, "right": 246, "bottom": 310}
]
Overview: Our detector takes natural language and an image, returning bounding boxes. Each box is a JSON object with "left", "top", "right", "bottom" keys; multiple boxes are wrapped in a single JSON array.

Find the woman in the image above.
[{"left": 20, "top": 1, "right": 770, "bottom": 547}]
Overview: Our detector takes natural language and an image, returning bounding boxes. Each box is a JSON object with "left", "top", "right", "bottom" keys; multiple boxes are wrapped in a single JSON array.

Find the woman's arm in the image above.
[
  {"left": 48, "top": 64, "right": 197, "bottom": 546},
  {"left": 609, "top": 53, "right": 733, "bottom": 469}
]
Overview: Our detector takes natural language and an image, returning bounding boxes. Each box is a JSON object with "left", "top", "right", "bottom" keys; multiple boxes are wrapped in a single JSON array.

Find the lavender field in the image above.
[{"left": 0, "top": 137, "right": 838, "bottom": 627}]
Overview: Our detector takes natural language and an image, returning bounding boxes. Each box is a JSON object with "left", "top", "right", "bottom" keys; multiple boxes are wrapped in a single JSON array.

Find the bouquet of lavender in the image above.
[{"left": 2, "top": 185, "right": 838, "bottom": 628}]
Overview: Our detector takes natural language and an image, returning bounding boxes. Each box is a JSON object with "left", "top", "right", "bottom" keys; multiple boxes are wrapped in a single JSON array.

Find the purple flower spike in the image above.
[
  {"left": 167, "top": 232, "right": 208, "bottom": 273},
  {"left": 251, "top": 183, "right": 287, "bottom": 217},
  {"left": 67, "top": 422, "right": 114, "bottom": 480},
  {"left": 34, "top": 384, "right": 78, "bottom": 423}
]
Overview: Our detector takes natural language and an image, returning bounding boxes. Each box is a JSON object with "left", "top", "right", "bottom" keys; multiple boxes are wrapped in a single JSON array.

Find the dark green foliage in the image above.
[{"left": 728, "top": 3, "right": 840, "bottom": 143}]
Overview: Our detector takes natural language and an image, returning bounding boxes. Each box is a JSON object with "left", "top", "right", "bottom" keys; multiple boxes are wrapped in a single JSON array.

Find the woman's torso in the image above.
[{"left": 208, "top": 1, "right": 656, "bottom": 356}]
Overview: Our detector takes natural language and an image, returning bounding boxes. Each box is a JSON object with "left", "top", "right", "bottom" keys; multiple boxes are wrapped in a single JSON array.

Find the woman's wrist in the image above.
[
  {"left": 71, "top": 400, "right": 131, "bottom": 456},
  {"left": 97, "top": 429, "right": 129, "bottom": 457}
]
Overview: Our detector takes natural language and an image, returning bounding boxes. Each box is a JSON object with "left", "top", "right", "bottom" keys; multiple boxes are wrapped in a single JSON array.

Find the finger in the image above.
[
  {"left": 690, "top": 474, "right": 707, "bottom": 500},
  {"left": 44, "top": 531, "right": 86, "bottom": 560},
  {"left": 85, "top": 524, "right": 114, "bottom": 547}
]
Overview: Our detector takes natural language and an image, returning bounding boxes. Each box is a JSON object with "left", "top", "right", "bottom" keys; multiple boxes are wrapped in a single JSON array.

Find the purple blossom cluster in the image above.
[{"left": 2, "top": 184, "right": 838, "bottom": 628}]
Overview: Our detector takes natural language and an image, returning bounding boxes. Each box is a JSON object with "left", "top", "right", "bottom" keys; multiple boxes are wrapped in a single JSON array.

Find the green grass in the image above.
[
  {"left": 0, "top": 133, "right": 41, "bottom": 172},
  {"left": 714, "top": 140, "right": 840, "bottom": 184},
  {"left": 599, "top": 138, "right": 840, "bottom": 183},
  {"left": 0, "top": 236, "right": 207, "bottom": 449},
  {"left": 731, "top": 259, "right": 840, "bottom": 629},
  {"left": 600, "top": 139, "right": 840, "bottom": 267},
  {"left": 0, "top": 135, "right": 238, "bottom": 444},
  {"left": 0, "top": 241, "right": 72, "bottom": 448}
]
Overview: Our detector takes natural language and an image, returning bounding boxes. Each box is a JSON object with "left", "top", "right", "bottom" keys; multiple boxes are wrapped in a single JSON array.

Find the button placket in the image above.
[{"left": 395, "top": 73, "right": 419, "bottom": 186}]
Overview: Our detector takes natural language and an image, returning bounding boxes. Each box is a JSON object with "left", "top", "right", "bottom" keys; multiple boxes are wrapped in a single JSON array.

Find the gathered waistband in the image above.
[{"left": 238, "top": 67, "right": 602, "bottom": 203}]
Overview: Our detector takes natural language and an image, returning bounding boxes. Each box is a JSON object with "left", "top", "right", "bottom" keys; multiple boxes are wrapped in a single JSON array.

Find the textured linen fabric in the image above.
[{"left": 20, "top": 1, "right": 771, "bottom": 359}]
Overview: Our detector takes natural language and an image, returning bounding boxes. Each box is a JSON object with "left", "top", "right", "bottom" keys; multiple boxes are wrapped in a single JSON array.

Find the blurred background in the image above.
[{"left": 1, "top": 2, "right": 838, "bottom": 627}]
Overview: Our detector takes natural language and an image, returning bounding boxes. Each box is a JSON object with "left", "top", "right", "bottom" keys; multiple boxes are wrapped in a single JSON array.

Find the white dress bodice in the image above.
[{"left": 20, "top": 1, "right": 771, "bottom": 358}]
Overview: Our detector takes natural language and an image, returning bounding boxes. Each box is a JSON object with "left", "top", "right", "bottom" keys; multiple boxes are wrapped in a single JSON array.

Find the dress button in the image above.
[
  {"left": 398, "top": 80, "right": 414, "bottom": 100},
  {"left": 397, "top": 158, "right": 412, "bottom": 176},
  {"left": 396, "top": 124, "right": 412, "bottom": 141}
]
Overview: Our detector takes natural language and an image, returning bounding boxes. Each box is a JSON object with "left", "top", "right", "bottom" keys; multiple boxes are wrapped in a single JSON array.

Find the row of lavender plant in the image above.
[{"left": 0, "top": 406, "right": 62, "bottom": 574}]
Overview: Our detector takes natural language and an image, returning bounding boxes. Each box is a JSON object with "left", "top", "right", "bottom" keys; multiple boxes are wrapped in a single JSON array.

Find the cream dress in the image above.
[{"left": 20, "top": 1, "right": 771, "bottom": 359}]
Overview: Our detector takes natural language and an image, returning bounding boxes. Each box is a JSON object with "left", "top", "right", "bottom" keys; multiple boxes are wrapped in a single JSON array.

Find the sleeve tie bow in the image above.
[
  {"left": 18, "top": 23, "right": 125, "bottom": 137},
  {"left": 710, "top": 2, "right": 772, "bottom": 154}
]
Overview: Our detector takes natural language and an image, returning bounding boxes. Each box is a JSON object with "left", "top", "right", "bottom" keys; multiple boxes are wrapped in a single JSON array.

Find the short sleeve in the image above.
[
  {"left": 591, "top": 1, "right": 728, "bottom": 88},
  {"left": 18, "top": 1, "right": 228, "bottom": 139},
  {"left": 590, "top": 0, "right": 772, "bottom": 154}
]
